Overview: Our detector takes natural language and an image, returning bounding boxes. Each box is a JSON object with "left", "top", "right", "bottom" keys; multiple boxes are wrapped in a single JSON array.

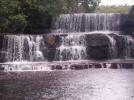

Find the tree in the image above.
[
  {"left": 0, "top": 0, "right": 28, "bottom": 33},
  {"left": 64, "top": 0, "right": 100, "bottom": 13},
  {"left": 0, "top": 0, "right": 100, "bottom": 33},
  {"left": 79, "top": 0, "right": 101, "bottom": 13},
  {"left": 0, "top": 0, "right": 67, "bottom": 33}
]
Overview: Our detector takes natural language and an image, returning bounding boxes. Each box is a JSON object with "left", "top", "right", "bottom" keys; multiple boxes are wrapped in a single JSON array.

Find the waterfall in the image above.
[
  {"left": 105, "top": 34, "right": 117, "bottom": 58},
  {"left": 3, "top": 35, "right": 44, "bottom": 62},
  {"left": 52, "top": 13, "right": 122, "bottom": 33},
  {"left": 0, "top": 13, "right": 133, "bottom": 64},
  {"left": 51, "top": 13, "right": 133, "bottom": 60},
  {"left": 52, "top": 14, "right": 83, "bottom": 33},
  {"left": 84, "top": 13, "right": 121, "bottom": 31},
  {"left": 123, "top": 36, "right": 134, "bottom": 58},
  {"left": 6, "top": 35, "right": 26, "bottom": 61},
  {"left": 55, "top": 34, "right": 86, "bottom": 61}
]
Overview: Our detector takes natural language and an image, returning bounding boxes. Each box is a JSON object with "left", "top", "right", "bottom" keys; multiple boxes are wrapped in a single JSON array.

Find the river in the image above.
[{"left": 0, "top": 69, "right": 134, "bottom": 100}]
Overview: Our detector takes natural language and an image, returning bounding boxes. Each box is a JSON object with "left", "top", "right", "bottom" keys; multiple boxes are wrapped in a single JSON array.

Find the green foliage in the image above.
[
  {"left": 95, "top": 5, "right": 131, "bottom": 14},
  {"left": 63, "top": 0, "right": 100, "bottom": 13},
  {"left": 0, "top": 0, "right": 64, "bottom": 33},
  {"left": 8, "top": 14, "right": 27, "bottom": 32},
  {"left": 0, "top": 0, "right": 100, "bottom": 33},
  {"left": 0, "top": 0, "right": 19, "bottom": 32},
  {"left": 79, "top": 0, "right": 100, "bottom": 13}
]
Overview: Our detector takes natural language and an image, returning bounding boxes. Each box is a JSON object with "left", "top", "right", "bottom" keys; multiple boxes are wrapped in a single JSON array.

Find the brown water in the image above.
[{"left": 0, "top": 69, "right": 134, "bottom": 100}]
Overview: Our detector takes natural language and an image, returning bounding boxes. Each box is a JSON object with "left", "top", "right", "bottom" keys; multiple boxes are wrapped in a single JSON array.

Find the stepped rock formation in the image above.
[{"left": 0, "top": 13, "right": 134, "bottom": 62}]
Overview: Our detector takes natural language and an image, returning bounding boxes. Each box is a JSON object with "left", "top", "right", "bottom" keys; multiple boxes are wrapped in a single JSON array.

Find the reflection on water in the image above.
[{"left": 1, "top": 69, "right": 134, "bottom": 100}]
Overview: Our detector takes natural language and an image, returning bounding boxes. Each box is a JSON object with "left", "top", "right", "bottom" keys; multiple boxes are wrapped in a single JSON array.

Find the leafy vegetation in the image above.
[
  {"left": 0, "top": 0, "right": 101, "bottom": 33},
  {"left": 95, "top": 5, "right": 131, "bottom": 14},
  {"left": 64, "top": 0, "right": 101, "bottom": 13},
  {"left": 3, "top": 0, "right": 134, "bottom": 34},
  {"left": 0, "top": 0, "right": 65, "bottom": 33}
]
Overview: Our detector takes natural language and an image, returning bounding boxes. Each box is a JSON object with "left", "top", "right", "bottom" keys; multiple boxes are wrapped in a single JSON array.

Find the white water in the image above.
[
  {"left": 3, "top": 35, "right": 44, "bottom": 62},
  {"left": 1, "top": 13, "right": 134, "bottom": 71},
  {"left": 52, "top": 13, "right": 122, "bottom": 33},
  {"left": 55, "top": 34, "right": 87, "bottom": 61}
]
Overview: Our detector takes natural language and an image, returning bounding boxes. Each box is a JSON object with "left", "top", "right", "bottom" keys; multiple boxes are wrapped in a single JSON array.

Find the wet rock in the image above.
[
  {"left": 121, "top": 63, "right": 133, "bottom": 69},
  {"left": 0, "top": 36, "right": 4, "bottom": 50},
  {"left": 0, "top": 65, "right": 4, "bottom": 71},
  {"left": 110, "top": 34, "right": 126, "bottom": 58},
  {"left": 86, "top": 34, "right": 111, "bottom": 60},
  {"left": 43, "top": 48, "right": 56, "bottom": 61},
  {"left": 86, "top": 34, "right": 111, "bottom": 47},
  {"left": 0, "top": 51, "right": 8, "bottom": 62},
  {"left": 55, "top": 65, "right": 62, "bottom": 70},
  {"left": 111, "top": 34, "right": 134, "bottom": 58},
  {"left": 94, "top": 64, "right": 102, "bottom": 68},
  {"left": 88, "top": 64, "right": 92, "bottom": 68},
  {"left": 51, "top": 65, "right": 63, "bottom": 70},
  {"left": 70, "top": 64, "right": 83, "bottom": 70},
  {"left": 51, "top": 65, "right": 56, "bottom": 70},
  {"left": 43, "top": 35, "right": 61, "bottom": 48},
  {"left": 110, "top": 63, "right": 120, "bottom": 69},
  {"left": 121, "top": 15, "right": 134, "bottom": 35},
  {"left": 83, "top": 65, "right": 88, "bottom": 69},
  {"left": 70, "top": 64, "right": 89, "bottom": 70},
  {"left": 103, "top": 63, "right": 107, "bottom": 68}
]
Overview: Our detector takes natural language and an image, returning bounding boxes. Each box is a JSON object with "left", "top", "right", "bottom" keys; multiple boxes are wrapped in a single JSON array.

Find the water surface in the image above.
[{"left": 0, "top": 69, "right": 134, "bottom": 100}]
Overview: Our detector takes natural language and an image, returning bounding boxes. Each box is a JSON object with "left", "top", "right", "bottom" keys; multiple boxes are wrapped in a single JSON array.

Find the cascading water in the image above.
[
  {"left": 51, "top": 13, "right": 122, "bottom": 33},
  {"left": 55, "top": 34, "right": 86, "bottom": 61},
  {"left": 84, "top": 13, "right": 121, "bottom": 31},
  {"left": 2, "top": 35, "right": 44, "bottom": 62},
  {"left": 123, "top": 36, "right": 134, "bottom": 58},
  {"left": 1, "top": 13, "right": 134, "bottom": 71},
  {"left": 51, "top": 13, "right": 133, "bottom": 60}
]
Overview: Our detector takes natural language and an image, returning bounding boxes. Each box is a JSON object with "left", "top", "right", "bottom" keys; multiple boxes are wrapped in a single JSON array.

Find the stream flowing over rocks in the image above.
[
  {"left": 0, "top": 13, "right": 134, "bottom": 63},
  {"left": 0, "top": 13, "right": 134, "bottom": 100}
]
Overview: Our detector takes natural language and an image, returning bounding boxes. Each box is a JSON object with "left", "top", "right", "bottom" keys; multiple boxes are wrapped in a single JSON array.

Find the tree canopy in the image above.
[{"left": 0, "top": 0, "right": 100, "bottom": 33}]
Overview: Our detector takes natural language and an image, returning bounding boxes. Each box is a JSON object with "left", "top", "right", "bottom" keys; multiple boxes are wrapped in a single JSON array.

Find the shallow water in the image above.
[{"left": 0, "top": 69, "right": 134, "bottom": 100}]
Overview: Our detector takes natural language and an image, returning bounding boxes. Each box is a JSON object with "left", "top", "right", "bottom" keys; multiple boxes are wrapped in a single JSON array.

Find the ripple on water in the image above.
[{"left": 1, "top": 69, "right": 134, "bottom": 100}]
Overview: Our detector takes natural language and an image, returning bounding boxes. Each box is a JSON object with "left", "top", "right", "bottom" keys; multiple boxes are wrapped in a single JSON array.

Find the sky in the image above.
[{"left": 100, "top": 0, "right": 134, "bottom": 6}]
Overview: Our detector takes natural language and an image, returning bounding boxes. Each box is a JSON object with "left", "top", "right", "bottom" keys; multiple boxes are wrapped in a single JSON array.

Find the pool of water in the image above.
[{"left": 0, "top": 69, "right": 134, "bottom": 100}]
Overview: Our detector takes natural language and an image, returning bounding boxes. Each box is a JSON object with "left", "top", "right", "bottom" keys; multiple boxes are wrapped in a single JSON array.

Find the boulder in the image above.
[
  {"left": 86, "top": 34, "right": 110, "bottom": 46},
  {"left": 86, "top": 34, "right": 111, "bottom": 60}
]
